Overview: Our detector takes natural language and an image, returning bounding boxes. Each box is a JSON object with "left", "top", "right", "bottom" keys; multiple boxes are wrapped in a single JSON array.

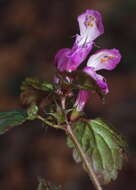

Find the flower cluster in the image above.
[{"left": 54, "top": 10, "right": 121, "bottom": 111}]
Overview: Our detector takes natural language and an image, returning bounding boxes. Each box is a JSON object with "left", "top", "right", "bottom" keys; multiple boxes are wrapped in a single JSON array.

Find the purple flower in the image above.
[
  {"left": 54, "top": 9, "right": 122, "bottom": 112},
  {"left": 54, "top": 44, "right": 93, "bottom": 72},
  {"left": 86, "top": 49, "right": 121, "bottom": 71},
  {"left": 74, "top": 90, "right": 90, "bottom": 111},
  {"left": 74, "top": 49, "right": 121, "bottom": 111},
  {"left": 84, "top": 66, "right": 109, "bottom": 94},
  {"left": 84, "top": 49, "right": 121, "bottom": 94},
  {"left": 54, "top": 10, "right": 104, "bottom": 72},
  {"left": 76, "top": 9, "right": 104, "bottom": 46}
]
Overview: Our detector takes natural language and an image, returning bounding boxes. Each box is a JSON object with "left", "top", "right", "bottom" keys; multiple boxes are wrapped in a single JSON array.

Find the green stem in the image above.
[
  {"left": 37, "top": 115, "right": 62, "bottom": 129},
  {"left": 66, "top": 124, "right": 103, "bottom": 190}
]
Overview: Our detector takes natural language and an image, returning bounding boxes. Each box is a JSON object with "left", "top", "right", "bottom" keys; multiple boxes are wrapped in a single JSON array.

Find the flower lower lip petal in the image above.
[
  {"left": 83, "top": 66, "right": 109, "bottom": 94},
  {"left": 87, "top": 48, "right": 122, "bottom": 71}
]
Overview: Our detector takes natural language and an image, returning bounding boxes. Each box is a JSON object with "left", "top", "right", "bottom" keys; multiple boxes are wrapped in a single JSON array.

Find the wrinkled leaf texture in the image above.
[
  {"left": 0, "top": 110, "right": 28, "bottom": 133},
  {"left": 67, "top": 118, "right": 126, "bottom": 184},
  {"left": 21, "top": 78, "right": 54, "bottom": 92}
]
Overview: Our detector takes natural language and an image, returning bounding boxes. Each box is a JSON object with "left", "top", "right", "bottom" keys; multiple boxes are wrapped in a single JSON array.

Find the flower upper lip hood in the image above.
[{"left": 76, "top": 9, "right": 104, "bottom": 46}]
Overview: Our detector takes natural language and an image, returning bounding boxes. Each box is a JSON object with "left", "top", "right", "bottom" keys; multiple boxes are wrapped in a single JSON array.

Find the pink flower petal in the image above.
[
  {"left": 84, "top": 66, "right": 109, "bottom": 94},
  {"left": 75, "top": 90, "right": 90, "bottom": 111},
  {"left": 87, "top": 48, "right": 121, "bottom": 71},
  {"left": 54, "top": 42, "right": 93, "bottom": 72},
  {"left": 77, "top": 10, "right": 104, "bottom": 45}
]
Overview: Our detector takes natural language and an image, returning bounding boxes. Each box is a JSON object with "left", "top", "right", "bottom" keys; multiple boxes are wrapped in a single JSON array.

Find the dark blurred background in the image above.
[{"left": 0, "top": 0, "right": 135, "bottom": 189}]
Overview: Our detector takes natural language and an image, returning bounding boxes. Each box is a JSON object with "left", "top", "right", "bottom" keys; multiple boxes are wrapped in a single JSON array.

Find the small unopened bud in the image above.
[
  {"left": 70, "top": 109, "right": 81, "bottom": 121},
  {"left": 27, "top": 104, "right": 39, "bottom": 120},
  {"left": 74, "top": 90, "right": 90, "bottom": 112}
]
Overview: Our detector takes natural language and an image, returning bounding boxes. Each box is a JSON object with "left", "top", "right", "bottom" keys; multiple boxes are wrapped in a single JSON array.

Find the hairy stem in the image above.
[{"left": 66, "top": 124, "right": 103, "bottom": 190}]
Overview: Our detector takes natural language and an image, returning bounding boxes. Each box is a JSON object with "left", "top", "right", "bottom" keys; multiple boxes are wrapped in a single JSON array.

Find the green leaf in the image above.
[
  {"left": 0, "top": 110, "right": 28, "bottom": 133},
  {"left": 21, "top": 78, "right": 54, "bottom": 92},
  {"left": 67, "top": 118, "right": 126, "bottom": 184},
  {"left": 37, "top": 178, "right": 62, "bottom": 190},
  {"left": 20, "top": 78, "right": 54, "bottom": 106}
]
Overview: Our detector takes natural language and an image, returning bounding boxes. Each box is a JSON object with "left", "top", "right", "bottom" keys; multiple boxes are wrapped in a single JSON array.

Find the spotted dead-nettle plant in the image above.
[{"left": 0, "top": 10, "right": 126, "bottom": 190}]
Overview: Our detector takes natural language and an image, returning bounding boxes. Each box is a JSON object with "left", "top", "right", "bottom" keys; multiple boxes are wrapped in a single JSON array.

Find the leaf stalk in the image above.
[{"left": 37, "top": 115, "right": 62, "bottom": 129}]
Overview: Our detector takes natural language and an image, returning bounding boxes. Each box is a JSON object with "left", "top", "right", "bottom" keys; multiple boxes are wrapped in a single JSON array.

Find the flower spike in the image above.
[{"left": 54, "top": 10, "right": 122, "bottom": 111}]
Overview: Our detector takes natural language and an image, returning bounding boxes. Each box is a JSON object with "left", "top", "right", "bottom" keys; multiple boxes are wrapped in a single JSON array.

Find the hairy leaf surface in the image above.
[
  {"left": 67, "top": 118, "right": 126, "bottom": 184},
  {"left": 20, "top": 78, "right": 54, "bottom": 105},
  {"left": 0, "top": 110, "right": 28, "bottom": 133},
  {"left": 21, "top": 78, "right": 54, "bottom": 91}
]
